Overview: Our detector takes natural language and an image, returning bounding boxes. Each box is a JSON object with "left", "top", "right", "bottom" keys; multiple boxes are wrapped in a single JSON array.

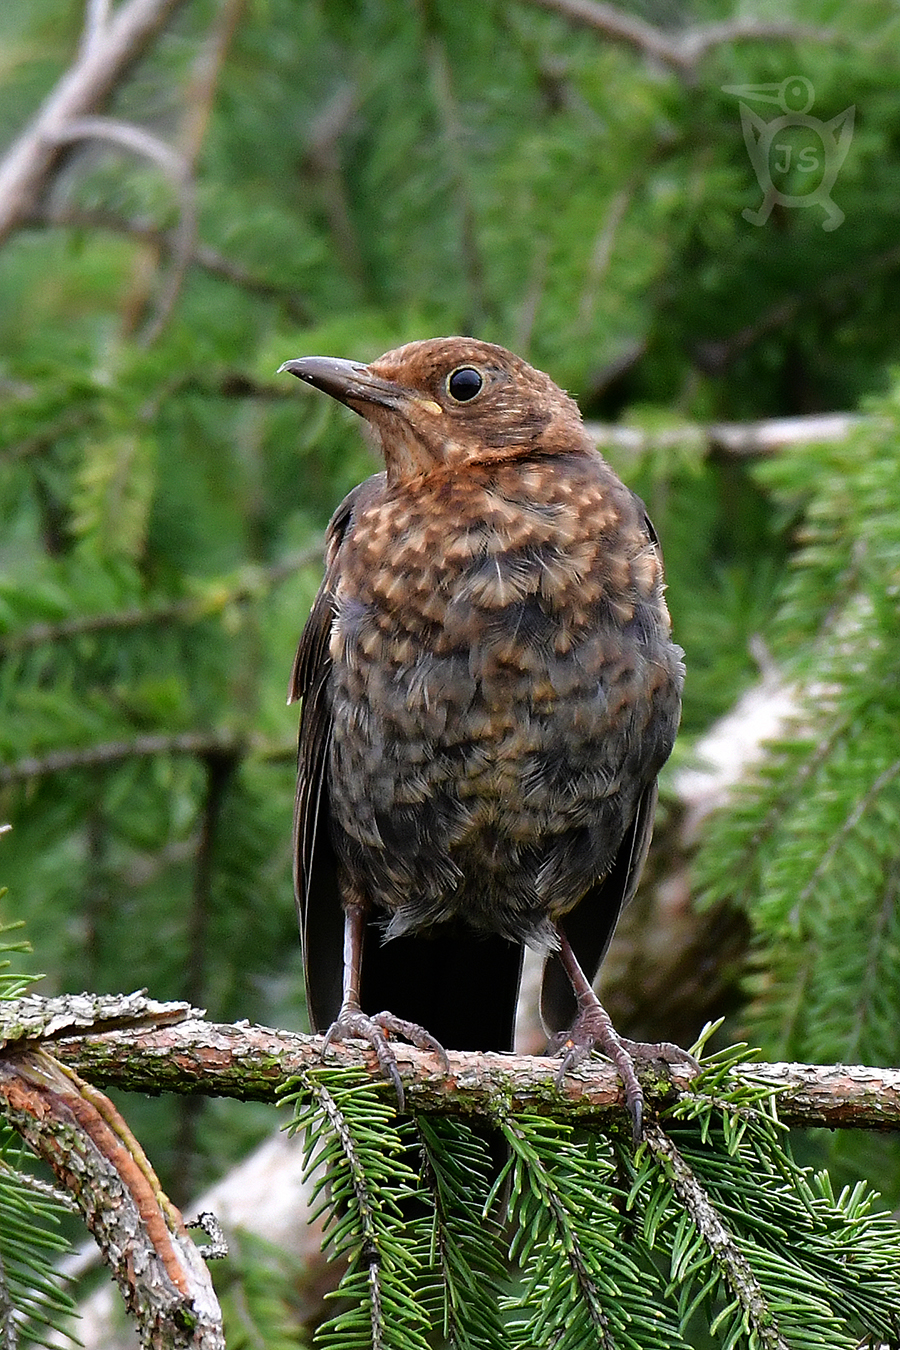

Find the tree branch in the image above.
[
  {"left": 644, "top": 1124, "right": 790, "bottom": 1350},
  {"left": 0, "top": 0, "right": 190, "bottom": 246},
  {"left": 24, "top": 203, "right": 313, "bottom": 321},
  {"left": 0, "top": 1043, "right": 223, "bottom": 1347},
  {"left": 585, "top": 412, "right": 864, "bottom": 462},
  {"left": 523, "top": 0, "right": 841, "bottom": 77},
  {"left": 0, "top": 731, "right": 251, "bottom": 786},
  {"left": 23, "top": 996, "right": 900, "bottom": 1132},
  {"left": 0, "top": 542, "right": 323, "bottom": 654}
]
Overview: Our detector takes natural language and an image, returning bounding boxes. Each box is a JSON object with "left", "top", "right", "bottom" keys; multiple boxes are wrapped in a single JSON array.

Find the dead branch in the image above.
[
  {"left": 524, "top": 0, "right": 841, "bottom": 77},
  {"left": 585, "top": 411, "right": 863, "bottom": 463},
  {"left": 0, "top": 0, "right": 190, "bottom": 247},
  {"left": 0, "top": 1045, "right": 223, "bottom": 1348}
]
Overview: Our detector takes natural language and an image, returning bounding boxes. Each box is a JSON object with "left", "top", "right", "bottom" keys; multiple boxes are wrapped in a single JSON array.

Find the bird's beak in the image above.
[{"left": 278, "top": 356, "right": 407, "bottom": 415}]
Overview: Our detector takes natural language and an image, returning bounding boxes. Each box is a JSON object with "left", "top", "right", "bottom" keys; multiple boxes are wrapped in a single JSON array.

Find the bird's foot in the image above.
[
  {"left": 619, "top": 1037, "right": 700, "bottom": 1076},
  {"left": 323, "top": 1009, "right": 449, "bottom": 1111},
  {"left": 552, "top": 1003, "right": 696, "bottom": 1144},
  {"left": 552, "top": 1002, "right": 644, "bottom": 1142}
]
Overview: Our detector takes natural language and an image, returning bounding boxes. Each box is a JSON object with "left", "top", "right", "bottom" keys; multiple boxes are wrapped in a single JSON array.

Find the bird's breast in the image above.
[
  {"left": 330, "top": 457, "right": 672, "bottom": 696},
  {"left": 325, "top": 456, "right": 683, "bottom": 935}
]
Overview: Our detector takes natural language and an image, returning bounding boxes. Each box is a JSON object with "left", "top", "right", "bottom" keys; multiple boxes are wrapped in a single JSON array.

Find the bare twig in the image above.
[
  {"left": 140, "top": 0, "right": 246, "bottom": 344},
  {"left": 0, "top": 0, "right": 189, "bottom": 246},
  {"left": 524, "top": 0, "right": 841, "bottom": 77},
  {"left": 53, "top": 115, "right": 186, "bottom": 178}
]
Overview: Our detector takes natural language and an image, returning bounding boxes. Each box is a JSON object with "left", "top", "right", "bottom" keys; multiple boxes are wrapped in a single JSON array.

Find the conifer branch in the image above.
[
  {"left": 24, "top": 204, "right": 314, "bottom": 320},
  {"left": 0, "top": 543, "right": 323, "bottom": 655},
  {"left": 643, "top": 1123, "right": 788, "bottom": 1349},
  {"left": 794, "top": 758, "right": 900, "bottom": 912},
  {"left": 0, "top": 731, "right": 297, "bottom": 785},
  {"left": 25, "top": 999, "right": 900, "bottom": 1131},
  {"left": 0, "top": 731, "right": 249, "bottom": 785}
]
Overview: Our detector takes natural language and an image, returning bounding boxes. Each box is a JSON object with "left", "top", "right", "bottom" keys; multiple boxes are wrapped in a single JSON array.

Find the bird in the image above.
[{"left": 280, "top": 336, "right": 686, "bottom": 1140}]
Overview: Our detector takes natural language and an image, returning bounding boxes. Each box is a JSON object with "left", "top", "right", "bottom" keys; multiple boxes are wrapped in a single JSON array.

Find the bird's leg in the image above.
[
  {"left": 550, "top": 927, "right": 644, "bottom": 1141},
  {"left": 321, "top": 903, "right": 449, "bottom": 1111},
  {"left": 551, "top": 927, "right": 698, "bottom": 1143}
]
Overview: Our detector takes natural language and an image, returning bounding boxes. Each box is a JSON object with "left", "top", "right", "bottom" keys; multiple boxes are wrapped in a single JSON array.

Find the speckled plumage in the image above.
[{"left": 283, "top": 337, "right": 684, "bottom": 1126}]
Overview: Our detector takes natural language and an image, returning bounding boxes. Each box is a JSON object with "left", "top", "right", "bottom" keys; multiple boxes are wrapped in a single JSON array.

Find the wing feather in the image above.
[
  {"left": 291, "top": 476, "right": 384, "bottom": 1030},
  {"left": 539, "top": 773, "right": 659, "bottom": 1038}
]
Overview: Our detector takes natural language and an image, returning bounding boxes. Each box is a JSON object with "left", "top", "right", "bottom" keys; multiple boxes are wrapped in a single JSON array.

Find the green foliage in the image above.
[
  {"left": 0, "top": 1135, "right": 76, "bottom": 1348},
  {"left": 283, "top": 1042, "right": 900, "bottom": 1349},
  {"left": 285, "top": 1068, "right": 433, "bottom": 1350},
  {"left": 696, "top": 378, "right": 900, "bottom": 1067},
  {"left": 214, "top": 1230, "right": 311, "bottom": 1350}
]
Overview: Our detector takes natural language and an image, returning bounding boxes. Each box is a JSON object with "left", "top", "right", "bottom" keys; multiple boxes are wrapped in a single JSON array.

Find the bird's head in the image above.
[{"left": 279, "top": 337, "right": 589, "bottom": 483}]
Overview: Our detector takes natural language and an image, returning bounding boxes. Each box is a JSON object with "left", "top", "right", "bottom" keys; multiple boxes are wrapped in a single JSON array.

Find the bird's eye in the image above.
[{"left": 446, "top": 366, "right": 484, "bottom": 403}]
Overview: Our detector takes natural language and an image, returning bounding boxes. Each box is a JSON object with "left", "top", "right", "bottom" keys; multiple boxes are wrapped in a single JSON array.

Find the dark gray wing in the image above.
[
  {"left": 540, "top": 780, "right": 658, "bottom": 1037},
  {"left": 290, "top": 475, "right": 384, "bottom": 1031},
  {"left": 541, "top": 494, "right": 677, "bottom": 1035},
  {"left": 539, "top": 496, "right": 680, "bottom": 1036}
]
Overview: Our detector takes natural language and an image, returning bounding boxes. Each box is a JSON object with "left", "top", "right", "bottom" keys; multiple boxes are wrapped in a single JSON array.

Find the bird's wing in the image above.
[
  {"left": 632, "top": 491, "right": 660, "bottom": 549},
  {"left": 539, "top": 780, "right": 658, "bottom": 1037},
  {"left": 290, "top": 475, "right": 385, "bottom": 1031},
  {"left": 539, "top": 780, "right": 661, "bottom": 1047},
  {"left": 540, "top": 497, "right": 673, "bottom": 1037}
]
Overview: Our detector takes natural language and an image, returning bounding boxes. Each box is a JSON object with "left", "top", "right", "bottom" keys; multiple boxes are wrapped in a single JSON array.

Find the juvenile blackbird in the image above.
[{"left": 281, "top": 337, "right": 685, "bottom": 1139}]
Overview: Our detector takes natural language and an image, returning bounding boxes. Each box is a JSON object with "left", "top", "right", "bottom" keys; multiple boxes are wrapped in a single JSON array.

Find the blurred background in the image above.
[{"left": 1, "top": 0, "right": 899, "bottom": 1340}]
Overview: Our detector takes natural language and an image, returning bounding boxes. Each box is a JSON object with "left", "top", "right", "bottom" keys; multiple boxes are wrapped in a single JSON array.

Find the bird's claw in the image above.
[
  {"left": 322, "top": 1008, "right": 449, "bottom": 1111},
  {"left": 620, "top": 1037, "right": 701, "bottom": 1076},
  {"left": 553, "top": 1017, "right": 698, "bottom": 1144},
  {"left": 551, "top": 1006, "right": 644, "bottom": 1144}
]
